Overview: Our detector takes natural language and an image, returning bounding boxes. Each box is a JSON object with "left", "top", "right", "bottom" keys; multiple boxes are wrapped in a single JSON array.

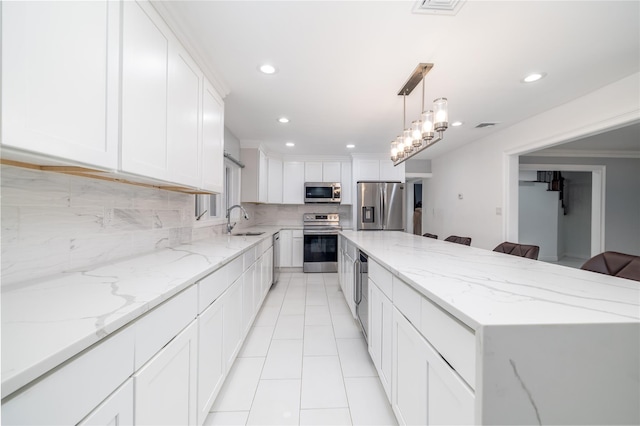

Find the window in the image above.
[{"left": 195, "top": 159, "right": 241, "bottom": 223}]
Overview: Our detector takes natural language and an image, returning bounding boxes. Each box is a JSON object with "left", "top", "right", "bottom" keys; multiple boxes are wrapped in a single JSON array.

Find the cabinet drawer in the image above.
[
  {"left": 420, "top": 297, "right": 476, "bottom": 389},
  {"left": 369, "top": 258, "right": 392, "bottom": 299},
  {"left": 243, "top": 246, "right": 257, "bottom": 269},
  {"left": 198, "top": 256, "right": 242, "bottom": 313},
  {"left": 1, "top": 326, "right": 134, "bottom": 425},
  {"left": 134, "top": 285, "right": 197, "bottom": 370},
  {"left": 392, "top": 277, "right": 421, "bottom": 327}
]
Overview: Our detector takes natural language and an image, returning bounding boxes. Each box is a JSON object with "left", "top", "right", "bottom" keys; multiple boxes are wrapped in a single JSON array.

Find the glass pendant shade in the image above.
[
  {"left": 421, "top": 110, "right": 434, "bottom": 141},
  {"left": 390, "top": 140, "right": 398, "bottom": 161},
  {"left": 411, "top": 120, "right": 422, "bottom": 144},
  {"left": 433, "top": 97, "right": 449, "bottom": 131},
  {"left": 403, "top": 130, "right": 413, "bottom": 152}
]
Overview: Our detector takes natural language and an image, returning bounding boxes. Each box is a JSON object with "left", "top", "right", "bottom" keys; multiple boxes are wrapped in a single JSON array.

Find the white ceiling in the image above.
[{"left": 156, "top": 0, "right": 640, "bottom": 159}]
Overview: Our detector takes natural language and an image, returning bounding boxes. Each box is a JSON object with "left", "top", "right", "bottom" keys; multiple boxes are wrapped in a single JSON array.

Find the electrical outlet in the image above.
[
  {"left": 458, "top": 193, "right": 463, "bottom": 200},
  {"left": 496, "top": 207, "right": 502, "bottom": 216}
]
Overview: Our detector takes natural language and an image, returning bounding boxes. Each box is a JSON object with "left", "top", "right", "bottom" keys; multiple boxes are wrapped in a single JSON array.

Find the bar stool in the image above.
[
  {"left": 444, "top": 235, "right": 472, "bottom": 246},
  {"left": 493, "top": 242, "right": 540, "bottom": 260}
]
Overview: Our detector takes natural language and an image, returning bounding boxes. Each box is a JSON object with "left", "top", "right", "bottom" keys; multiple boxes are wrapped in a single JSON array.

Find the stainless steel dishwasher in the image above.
[{"left": 272, "top": 232, "right": 280, "bottom": 285}]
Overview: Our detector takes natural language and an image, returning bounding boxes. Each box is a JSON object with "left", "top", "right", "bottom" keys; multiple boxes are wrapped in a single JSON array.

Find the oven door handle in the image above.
[{"left": 303, "top": 230, "right": 340, "bottom": 235}]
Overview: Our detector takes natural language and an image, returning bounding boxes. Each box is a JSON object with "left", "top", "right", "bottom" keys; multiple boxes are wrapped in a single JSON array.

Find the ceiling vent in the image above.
[
  {"left": 475, "top": 122, "right": 500, "bottom": 128},
  {"left": 413, "top": 0, "right": 466, "bottom": 15}
]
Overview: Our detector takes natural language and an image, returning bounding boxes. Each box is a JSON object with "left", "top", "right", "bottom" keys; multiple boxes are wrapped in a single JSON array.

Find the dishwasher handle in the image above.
[{"left": 354, "top": 258, "right": 362, "bottom": 305}]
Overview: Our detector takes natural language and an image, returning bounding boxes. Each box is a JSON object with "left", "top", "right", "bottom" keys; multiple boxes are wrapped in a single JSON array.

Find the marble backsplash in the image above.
[
  {"left": 1, "top": 165, "right": 353, "bottom": 287},
  {"left": 1, "top": 165, "right": 226, "bottom": 287},
  {"left": 238, "top": 203, "right": 352, "bottom": 229}
]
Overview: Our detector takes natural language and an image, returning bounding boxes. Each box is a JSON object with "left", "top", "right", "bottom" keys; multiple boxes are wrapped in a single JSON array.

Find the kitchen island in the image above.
[{"left": 339, "top": 230, "right": 639, "bottom": 425}]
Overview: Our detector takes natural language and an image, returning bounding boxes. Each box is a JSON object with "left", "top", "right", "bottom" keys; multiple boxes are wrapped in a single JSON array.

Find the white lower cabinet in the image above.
[
  {"left": 391, "top": 307, "right": 474, "bottom": 426},
  {"left": 78, "top": 379, "right": 134, "bottom": 426},
  {"left": 292, "top": 230, "right": 304, "bottom": 268},
  {"left": 197, "top": 299, "right": 224, "bottom": 425},
  {"left": 242, "top": 262, "right": 257, "bottom": 335},
  {"left": 368, "top": 280, "right": 393, "bottom": 400},
  {"left": 134, "top": 320, "right": 198, "bottom": 425},
  {"left": 223, "top": 277, "right": 244, "bottom": 371}
]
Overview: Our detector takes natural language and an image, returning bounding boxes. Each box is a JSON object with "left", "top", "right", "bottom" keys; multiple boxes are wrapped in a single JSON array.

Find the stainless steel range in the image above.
[{"left": 303, "top": 213, "right": 341, "bottom": 273}]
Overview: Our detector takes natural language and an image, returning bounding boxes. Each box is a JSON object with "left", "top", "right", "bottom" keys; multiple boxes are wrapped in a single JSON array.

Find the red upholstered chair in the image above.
[
  {"left": 493, "top": 242, "right": 540, "bottom": 260},
  {"left": 580, "top": 251, "right": 640, "bottom": 282},
  {"left": 423, "top": 233, "right": 438, "bottom": 239},
  {"left": 444, "top": 235, "right": 472, "bottom": 246}
]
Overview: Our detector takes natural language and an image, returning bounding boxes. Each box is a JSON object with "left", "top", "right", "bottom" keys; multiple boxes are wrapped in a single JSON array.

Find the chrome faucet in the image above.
[{"left": 226, "top": 204, "right": 250, "bottom": 234}]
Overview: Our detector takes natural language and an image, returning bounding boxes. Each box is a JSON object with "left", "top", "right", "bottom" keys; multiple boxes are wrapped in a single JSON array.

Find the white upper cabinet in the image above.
[
  {"left": 323, "top": 162, "right": 342, "bottom": 182},
  {"left": 241, "top": 148, "right": 268, "bottom": 203},
  {"left": 1, "top": 1, "right": 120, "bottom": 169},
  {"left": 167, "top": 43, "right": 203, "bottom": 188},
  {"left": 121, "top": 0, "right": 170, "bottom": 181},
  {"left": 304, "top": 162, "right": 323, "bottom": 182},
  {"left": 201, "top": 79, "right": 224, "bottom": 193},
  {"left": 268, "top": 157, "right": 283, "bottom": 204},
  {"left": 341, "top": 161, "right": 352, "bottom": 205},
  {"left": 122, "top": 0, "right": 205, "bottom": 188},
  {"left": 283, "top": 161, "right": 305, "bottom": 204}
]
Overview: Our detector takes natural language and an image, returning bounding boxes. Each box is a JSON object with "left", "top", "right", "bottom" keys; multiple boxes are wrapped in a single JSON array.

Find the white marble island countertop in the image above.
[
  {"left": 341, "top": 231, "right": 640, "bottom": 330},
  {"left": 1, "top": 227, "right": 280, "bottom": 399}
]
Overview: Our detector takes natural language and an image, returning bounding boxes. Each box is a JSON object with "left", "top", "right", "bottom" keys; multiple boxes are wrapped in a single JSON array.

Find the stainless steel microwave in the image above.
[{"left": 304, "top": 182, "right": 341, "bottom": 204}]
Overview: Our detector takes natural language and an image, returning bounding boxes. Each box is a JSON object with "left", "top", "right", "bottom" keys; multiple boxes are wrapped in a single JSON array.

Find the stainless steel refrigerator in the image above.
[{"left": 357, "top": 181, "right": 405, "bottom": 231}]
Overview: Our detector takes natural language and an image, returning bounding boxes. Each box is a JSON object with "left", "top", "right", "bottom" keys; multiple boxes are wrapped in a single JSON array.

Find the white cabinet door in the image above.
[
  {"left": 268, "top": 157, "right": 283, "bottom": 203},
  {"left": 341, "top": 161, "right": 352, "bottom": 205},
  {"left": 283, "top": 162, "right": 305, "bottom": 204},
  {"left": 369, "top": 281, "right": 393, "bottom": 401},
  {"left": 292, "top": 230, "right": 304, "bottom": 268},
  {"left": 392, "top": 308, "right": 474, "bottom": 426},
  {"left": 258, "top": 150, "right": 268, "bottom": 203},
  {"left": 167, "top": 43, "right": 202, "bottom": 187},
  {"left": 78, "top": 380, "right": 134, "bottom": 426},
  {"left": 1, "top": 1, "right": 119, "bottom": 169},
  {"left": 201, "top": 79, "right": 224, "bottom": 193},
  {"left": 197, "top": 299, "right": 224, "bottom": 426},
  {"left": 121, "top": 0, "right": 169, "bottom": 181},
  {"left": 380, "top": 159, "right": 405, "bottom": 182},
  {"left": 357, "top": 160, "right": 380, "bottom": 181},
  {"left": 242, "top": 262, "right": 257, "bottom": 335},
  {"left": 279, "top": 230, "right": 293, "bottom": 267},
  {"left": 134, "top": 320, "right": 198, "bottom": 426},
  {"left": 241, "top": 148, "right": 268, "bottom": 203},
  {"left": 305, "top": 162, "right": 323, "bottom": 182},
  {"left": 344, "top": 253, "right": 356, "bottom": 317},
  {"left": 223, "top": 278, "right": 243, "bottom": 371},
  {"left": 323, "top": 162, "right": 342, "bottom": 182}
]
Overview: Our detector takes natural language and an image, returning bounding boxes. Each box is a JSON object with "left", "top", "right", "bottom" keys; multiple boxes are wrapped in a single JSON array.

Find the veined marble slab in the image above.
[
  {"left": 340, "top": 231, "right": 640, "bottom": 329},
  {"left": 1, "top": 228, "right": 280, "bottom": 398}
]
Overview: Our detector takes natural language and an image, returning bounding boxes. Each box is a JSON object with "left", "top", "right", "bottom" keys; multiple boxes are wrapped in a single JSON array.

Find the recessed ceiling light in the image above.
[
  {"left": 522, "top": 72, "right": 546, "bottom": 83},
  {"left": 278, "top": 117, "right": 290, "bottom": 124},
  {"left": 259, "top": 64, "right": 277, "bottom": 74},
  {"left": 451, "top": 121, "right": 463, "bottom": 127},
  {"left": 346, "top": 144, "right": 355, "bottom": 149},
  {"left": 286, "top": 142, "right": 295, "bottom": 147}
]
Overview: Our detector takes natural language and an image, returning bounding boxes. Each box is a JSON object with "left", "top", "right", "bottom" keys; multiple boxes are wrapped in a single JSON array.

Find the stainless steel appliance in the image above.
[
  {"left": 357, "top": 181, "right": 405, "bottom": 231},
  {"left": 355, "top": 250, "right": 369, "bottom": 341},
  {"left": 303, "top": 213, "right": 341, "bottom": 273},
  {"left": 273, "top": 232, "right": 280, "bottom": 285},
  {"left": 304, "top": 182, "right": 341, "bottom": 204}
]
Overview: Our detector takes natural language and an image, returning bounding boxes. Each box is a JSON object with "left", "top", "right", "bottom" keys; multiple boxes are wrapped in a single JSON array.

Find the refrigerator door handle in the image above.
[{"left": 380, "top": 184, "right": 385, "bottom": 230}]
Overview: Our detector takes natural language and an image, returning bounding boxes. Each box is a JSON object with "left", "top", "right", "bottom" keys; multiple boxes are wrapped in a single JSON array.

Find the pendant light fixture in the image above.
[{"left": 391, "top": 63, "right": 449, "bottom": 165}]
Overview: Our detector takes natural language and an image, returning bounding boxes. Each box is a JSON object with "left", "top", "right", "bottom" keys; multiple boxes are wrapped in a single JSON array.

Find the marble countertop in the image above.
[
  {"left": 1, "top": 227, "right": 280, "bottom": 399},
  {"left": 341, "top": 231, "right": 640, "bottom": 330}
]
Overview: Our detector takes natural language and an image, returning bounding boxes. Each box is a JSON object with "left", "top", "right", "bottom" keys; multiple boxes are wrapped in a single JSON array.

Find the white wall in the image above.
[
  {"left": 424, "top": 72, "right": 640, "bottom": 250},
  {"left": 518, "top": 182, "right": 561, "bottom": 261},
  {"left": 561, "top": 172, "right": 592, "bottom": 259},
  {"left": 521, "top": 157, "right": 639, "bottom": 255}
]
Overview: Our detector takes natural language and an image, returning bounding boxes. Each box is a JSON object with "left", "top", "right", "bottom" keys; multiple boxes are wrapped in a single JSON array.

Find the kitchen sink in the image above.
[{"left": 231, "top": 231, "right": 265, "bottom": 236}]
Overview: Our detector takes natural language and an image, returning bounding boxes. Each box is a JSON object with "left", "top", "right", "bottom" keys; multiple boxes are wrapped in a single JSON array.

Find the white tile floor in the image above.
[{"left": 204, "top": 272, "right": 398, "bottom": 426}]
